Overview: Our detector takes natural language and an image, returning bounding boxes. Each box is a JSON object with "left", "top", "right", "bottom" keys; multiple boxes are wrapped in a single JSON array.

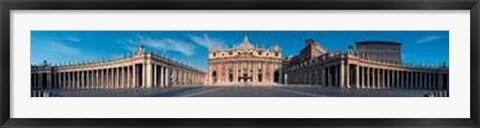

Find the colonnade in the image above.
[
  {"left": 345, "top": 64, "right": 448, "bottom": 90},
  {"left": 285, "top": 62, "right": 449, "bottom": 90},
  {"left": 31, "top": 63, "right": 205, "bottom": 89}
]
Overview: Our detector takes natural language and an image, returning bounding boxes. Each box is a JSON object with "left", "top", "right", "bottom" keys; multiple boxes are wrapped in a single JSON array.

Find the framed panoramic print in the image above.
[{"left": 1, "top": 0, "right": 479, "bottom": 128}]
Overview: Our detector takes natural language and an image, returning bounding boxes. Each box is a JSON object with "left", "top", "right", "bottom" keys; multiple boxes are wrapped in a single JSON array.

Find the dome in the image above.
[{"left": 237, "top": 34, "right": 254, "bottom": 50}]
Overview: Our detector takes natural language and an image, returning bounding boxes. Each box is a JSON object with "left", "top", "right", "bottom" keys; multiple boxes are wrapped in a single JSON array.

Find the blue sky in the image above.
[{"left": 31, "top": 31, "right": 449, "bottom": 71}]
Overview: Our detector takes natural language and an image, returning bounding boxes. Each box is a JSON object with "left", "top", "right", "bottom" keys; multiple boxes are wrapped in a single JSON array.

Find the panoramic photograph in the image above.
[{"left": 31, "top": 31, "right": 449, "bottom": 97}]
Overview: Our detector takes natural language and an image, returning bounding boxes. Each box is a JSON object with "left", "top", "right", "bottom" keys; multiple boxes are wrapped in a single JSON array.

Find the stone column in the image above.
[
  {"left": 84, "top": 71, "right": 88, "bottom": 89},
  {"left": 116, "top": 68, "right": 120, "bottom": 89},
  {"left": 31, "top": 73, "right": 35, "bottom": 89},
  {"left": 61, "top": 73, "right": 64, "bottom": 89},
  {"left": 85, "top": 71, "right": 89, "bottom": 89},
  {"left": 395, "top": 70, "right": 401, "bottom": 88},
  {"left": 85, "top": 71, "right": 89, "bottom": 88},
  {"left": 153, "top": 64, "right": 157, "bottom": 87},
  {"left": 439, "top": 73, "right": 444, "bottom": 90},
  {"left": 74, "top": 71, "right": 77, "bottom": 88},
  {"left": 57, "top": 73, "right": 61, "bottom": 88},
  {"left": 398, "top": 71, "right": 401, "bottom": 88},
  {"left": 59, "top": 72, "right": 63, "bottom": 88},
  {"left": 423, "top": 73, "right": 427, "bottom": 89},
  {"left": 146, "top": 63, "right": 153, "bottom": 88},
  {"left": 404, "top": 71, "right": 407, "bottom": 88},
  {"left": 132, "top": 65, "right": 136, "bottom": 88},
  {"left": 415, "top": 72, "right": 419, "bottom": 89},
  {"left": 432, "top": 73, "right": 436, "bottom": 90},
  {"left": 86, "top": 71, "right": 89, "bottom": 89},
  {"left": 334, "top": 66, "right": 339, "bottom": 87},
  {"left": 425, "top": 73, "right": 429, "bottom": 89},
  {"left": 428, "top": 73, "right": 432, "bottom": 89},
  {"left": 91, "top": 70, "right": 94, "bottom": 88},
  {"left": 366, "top": 67, "right": 370, "bottom": 88},
  {"left": 420, "top": 72, "right": 424, "bottom": 89},
  {"left": 376, "top": 68, "right": 380, "bottom": 89},
  {"left": 53, "top": 73, "right": 57, "bottom": 88},
  {"left": 142, "top": 63, "right": 147, "bottom": 88},
  {"left": 112, "top": 68, "right": 116, "bottom": 88},
  {"left": 69, "top": 72, "right": 72, "bottom": 89},
  {"left": 73, "top": 72, "right": 76, "bottom": 89},
  {"left": 361, "top": 67, "right": 365, "bottom": 88},
  {"left": 97, "top": 70, "right": 101, "bottom": 88},
  {"left": 159, "top": 66, "right": 164, "bottom": 87},
  {"left": 399, "top": 71, "right": 402, "bottom": 88},
  {"left": 418, "top": 72, "right": 425, "bottom": 89},
  {"left": 408, "top": 72, "right": 411, "bottom": 89},
  {"left": 46, "top": 72, "right": 52, "bottom": 89},
  {"left": 38, "top": 73, "right": 41, "bottom": 88},
  {"left": 355, "top": 65, "right": 360, "bottom": 88},
  {"left": 79, "top": 71, "right": 82, "bottom": 88},
  {"left": 125, "top": 67, "right": 128, "bottom": 88},
  {"left": 126, "top": 67, "right": 130, "bottom": 88},
  {"left": 91, "top": 70, "right": 94, "bottom": 89},
  {"left": 413, "top": 72, "right": 416, "bottom": 89},
  {"left": 114, "top": 68, "right": 117, "bottom": 88},
  {"left": 411, "top": 72, "right": 415, "bottom": 89},
  {"left": 397, "top": 71, "right": 401, "bottom": 88},
  {"left": 372, "top": 68, "right": 376, "bottom": 88},
  {"left": 103, "top": 69, "right": 107, "bottom": 88},
  {"left": 387, "top": 70, "right": 391, "bottom": 88},
  {"left": 406, "top": 72, "right": 410, "bottom": 88},
  {"left": 108, "top": 69, "right": 111, "bottom": 88},
  {"left": 425, "top": 72, "right": 431, "bottom": 89},
  {"left": 427, "top": 73, "right": 431, "bottom": 89},
  {"left": 120, "top": 67, "right": 124, "bottom": 88},
  {"left": 431, "top": 73, "right": 435, "bottom": 90},
  {"left": 110, "top": 68, "right": 114, "bottom": 88},
  {"left": 322, "top": 67, "right": 327, "bottom": 87},
  {"left": 391, "top": 70, "right": 395, "bottom": 88},
  {"left": 86, "top": 71, "right": 90, "bottom": 89},
  {"left": 77, "top": 71, "right": 80, "bottom": 89},
  {"left": 165, "top": 67, "right": 169, "bottom": 87},
  {"left": 65, "top": 72, "right": 68, "bottom": 89},
  {"left": 382, "top": 69, "right": 386, "bottom": 88},
  {"left": 94, "top": 70, "right": 98, "bottom": 89},
  {"left": 340, "top": 63, "right": 346, "bottom": 88},
  {"left": 38, "top": 73, "right": 42, "bottom": 88},
  {"left": 100, "top": 69, "right": 103, "bottom": 88},
  {"left": 59, "top": 73, "right": 63, "bottom": 89},
  {"left": 55, "top": 73, "right": 60, "bottom": 88}
]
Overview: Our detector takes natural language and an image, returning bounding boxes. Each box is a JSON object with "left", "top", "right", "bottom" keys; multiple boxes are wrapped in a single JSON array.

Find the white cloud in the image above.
[
  {"left": 123, "top": 34, "right": 196, "bottom": 56},
  {"left": 143, "top": 38, "right": 195, "bottom": 56},
  {"left": 64, "top": 36, "right": 80, "bottom": 42},
  {"left": 119, "top": 38, "right": 137, "bottom": 52},
  {"left": 46, "top": 41, "right": 80, "bottom": 55},
  {"left": 417, "top": 35, "right": 441, "bottom": 44},
  {"left": 189, "top": 34, "right": 225, "bottom": 48}
]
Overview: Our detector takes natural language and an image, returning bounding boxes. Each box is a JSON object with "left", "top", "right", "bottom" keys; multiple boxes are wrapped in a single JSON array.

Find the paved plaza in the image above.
[{"left": 37, "top": 85, "right": 439, "bottom": 97}]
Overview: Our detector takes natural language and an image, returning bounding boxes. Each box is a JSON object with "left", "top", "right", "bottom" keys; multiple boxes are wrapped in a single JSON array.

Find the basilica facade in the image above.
[{"left": 207, "top": 35, "right": 283, "bottom": 85}]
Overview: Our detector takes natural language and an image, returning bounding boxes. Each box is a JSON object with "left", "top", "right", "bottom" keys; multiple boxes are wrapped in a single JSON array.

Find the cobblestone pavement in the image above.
[{"left": 42, "top": 85, "right": 439, "bottom": 97}]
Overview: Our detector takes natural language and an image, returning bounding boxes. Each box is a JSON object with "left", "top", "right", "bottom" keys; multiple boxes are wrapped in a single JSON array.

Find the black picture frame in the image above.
[{"left": 1, "top": 0, "right": 479, "bottom": 128}]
